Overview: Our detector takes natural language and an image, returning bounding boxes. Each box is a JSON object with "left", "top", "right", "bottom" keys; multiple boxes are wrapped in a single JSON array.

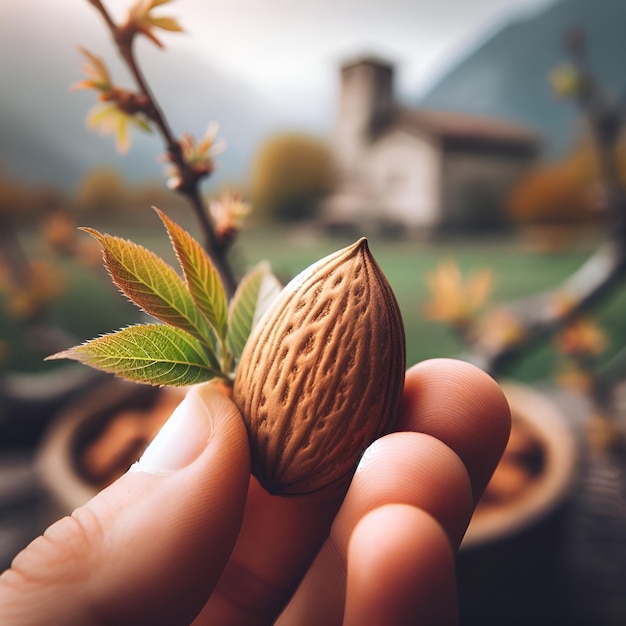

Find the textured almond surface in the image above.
[{"left": 233, "top": 238, "right": 405, "bottom": 496}]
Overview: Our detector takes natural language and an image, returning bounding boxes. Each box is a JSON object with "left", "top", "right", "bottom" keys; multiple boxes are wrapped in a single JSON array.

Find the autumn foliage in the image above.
[
  {"left": 507, "top": 142, "right": 600, "bottom": 225},
  {"left": 250, "top": 133, "right": 335, "bottom": 222}
]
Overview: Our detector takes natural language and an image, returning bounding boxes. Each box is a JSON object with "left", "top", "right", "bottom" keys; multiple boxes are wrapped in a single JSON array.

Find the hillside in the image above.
[
  {"left": 420, "top": 0, "right": 626, "bottom": 157},
  {"left": 0, "top": 2, "right": 276, "bottom": 191},
  {"left": 3, "top": 0, "right": 624, "bottom": 192}
]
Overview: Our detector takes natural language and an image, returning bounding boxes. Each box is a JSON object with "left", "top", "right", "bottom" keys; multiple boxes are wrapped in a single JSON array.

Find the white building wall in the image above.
[{"left": 367, "top": 130, "right": 441, "bottom": 230}]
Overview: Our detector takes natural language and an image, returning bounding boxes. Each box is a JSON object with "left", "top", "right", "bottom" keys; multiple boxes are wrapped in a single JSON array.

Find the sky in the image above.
[
  {"left": 164, "top": 0, "right": 560, "bottom": 100},
  {"left": 0, "top": 0, "right": 562, "bottom": 187},
  {"left": 4, "top": 0, "right": 560, "bottom": 118}
]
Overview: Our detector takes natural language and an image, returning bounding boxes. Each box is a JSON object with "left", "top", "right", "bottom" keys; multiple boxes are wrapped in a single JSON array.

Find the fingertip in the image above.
[
  {"left": 400, "top": 358, "right": 511, "bottom": 502},
  {"left": 347, "top": 432, "right": 473, "bottom": 549},
  {"left": 345, "top": 504, "right": 458, "bottom": 626}
]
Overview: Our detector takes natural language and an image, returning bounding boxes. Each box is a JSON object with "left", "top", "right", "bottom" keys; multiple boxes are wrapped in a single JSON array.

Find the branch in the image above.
[
  {"left": 86, "top": 0, "right": 236, "bottom": 296},
  {"left": 564, "top": 28, "right": 626, "bottom": 245},
  {"left": 467, "top": 29, "right": 626, "bottom": 378},
  {"left": 467, "top": 242, "right": 626, "bottom": 375}
]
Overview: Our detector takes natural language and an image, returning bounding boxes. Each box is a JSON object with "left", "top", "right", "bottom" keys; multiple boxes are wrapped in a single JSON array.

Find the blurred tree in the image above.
[
  {"left": 75, "top": 167, "right": 128, "bottom": 215},
  {"left": 250, "top": 133, "right": 335, "bottom": 222},
  {"left": 0, "top": 180, "right": 35, "bottom": 221},
  {"left": 507, "top": 139, "right": 601, "bottom": 226}
]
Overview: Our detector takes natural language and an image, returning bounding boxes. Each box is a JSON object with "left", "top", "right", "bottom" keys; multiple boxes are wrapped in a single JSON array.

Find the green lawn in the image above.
[
  {"left": 232, "top": 227, "right": 624, "bottom": 382},
  {"left": 5, "top": 223, "right": 625, "bottom": 385},
  {"left": 0, "top": 259, "right": 142, "bottom": 373}
]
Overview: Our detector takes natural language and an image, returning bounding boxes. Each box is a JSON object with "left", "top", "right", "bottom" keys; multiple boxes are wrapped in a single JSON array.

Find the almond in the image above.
[{"left": 233, "top": 238, "right": 405, "bottom": 496}]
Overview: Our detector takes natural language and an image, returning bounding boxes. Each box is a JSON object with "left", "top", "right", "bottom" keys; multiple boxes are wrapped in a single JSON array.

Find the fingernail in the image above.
[
  {"left": 355, "top": 438, "right": 383, "bottom": 473},
  {"left": 129, "top": 390, "right": 213, "bottom": 474}
]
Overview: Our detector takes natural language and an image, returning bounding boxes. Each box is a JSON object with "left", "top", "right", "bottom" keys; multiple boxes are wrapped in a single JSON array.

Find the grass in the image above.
[
  {"left": 0, "top": 258, "right": 142, "bottom": 373},
  {"left": 5, "top": 222, "right": 626, "bottom": 385},
  {"left": 232, "top": 226, "right": 619, "bottom": 382}
]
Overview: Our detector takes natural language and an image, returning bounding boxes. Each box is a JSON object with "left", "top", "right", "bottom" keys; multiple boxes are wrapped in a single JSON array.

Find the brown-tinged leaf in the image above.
[
  {"left": 147, "top": 16, "right": 183, "bottom": 32},
  {"left": 155, "top": 208, "right": 228, "bottom": 340},
  {"left": 82, "top": 228, "right": 215, "bottom": 347}
]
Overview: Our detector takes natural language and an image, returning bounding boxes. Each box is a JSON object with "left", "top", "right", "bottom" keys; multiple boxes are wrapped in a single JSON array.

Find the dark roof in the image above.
[
  {"left": 393, "top": 107, "right": 541, "bottom": 147},
  {"left": 339, "top": 55, "right": 541, "bottom": 149}
]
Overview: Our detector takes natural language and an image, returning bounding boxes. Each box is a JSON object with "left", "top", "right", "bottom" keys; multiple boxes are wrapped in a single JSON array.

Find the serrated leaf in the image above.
[
  {"left": 83, "top": 228, "right": 216, "bottom": 348},
  {"left": 155, "top": 208, "right": 228, "bottom": 341},
  {"left": 47, "top": 324, "right": 220, "bottom": 386},
  {"left": 228, "top": 262, "right": 282, "bottom": 358}
]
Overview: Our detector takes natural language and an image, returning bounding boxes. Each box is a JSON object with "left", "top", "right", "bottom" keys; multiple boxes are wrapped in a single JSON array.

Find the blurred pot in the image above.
[
  {"left": 457, "top": 381, "right": 579, "bottom": 625},
  {"left": 36, "top": 378, "right": 184, "bottom": 519},
  {"left": 0, "top": 366, "right": 106, "bottom": 451}
]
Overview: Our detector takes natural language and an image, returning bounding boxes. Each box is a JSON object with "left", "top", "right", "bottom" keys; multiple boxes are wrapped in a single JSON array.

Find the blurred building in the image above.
[{"left": 324, "top": 56, "right": 541, "bottom": 234}]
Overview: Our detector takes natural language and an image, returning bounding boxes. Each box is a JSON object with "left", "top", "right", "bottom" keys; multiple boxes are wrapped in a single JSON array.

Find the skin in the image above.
[{"left": 0, "top": 358, "right": 510, "bottom": 625}]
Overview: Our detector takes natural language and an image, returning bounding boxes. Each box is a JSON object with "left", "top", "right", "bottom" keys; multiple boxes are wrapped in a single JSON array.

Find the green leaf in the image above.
[
  {"left": 47, "top": 324, "right": 220, "bottom": 386},
  {"left": 228, "top": 262, "right": 282, "bottom": 358},
  {"left": 82, "top": 228, "right": 216, "bottom": 348},
  {"left": 155, "top": 208, "right": 228, "bottom": 341}
]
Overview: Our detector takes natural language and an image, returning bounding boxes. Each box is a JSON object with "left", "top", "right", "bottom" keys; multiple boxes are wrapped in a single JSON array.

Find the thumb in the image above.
[{"left": 0, "top": 383, "right": 250, "bottom": 626}]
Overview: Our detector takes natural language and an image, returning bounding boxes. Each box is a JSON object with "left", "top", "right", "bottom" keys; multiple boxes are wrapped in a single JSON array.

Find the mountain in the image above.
[
  {"left": 419, "top": 0, "right": 626, "bottom": 157},
  {"left": 3, "top": 0, "right": 624, "bottom": 192},
  {"left": 0, "top": 2, "right": 278, "bottom": 191}
]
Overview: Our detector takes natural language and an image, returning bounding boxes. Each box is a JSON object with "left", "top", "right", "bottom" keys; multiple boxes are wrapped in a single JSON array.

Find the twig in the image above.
[
  {"left": 86, "top": 0, "right": 236, "bottom": 295},
  {"left": 467, "top": 28, "right": 626, "bottom": 378},
  {"left": 468, "top": 242, "right": 626, "bottom": 375}
]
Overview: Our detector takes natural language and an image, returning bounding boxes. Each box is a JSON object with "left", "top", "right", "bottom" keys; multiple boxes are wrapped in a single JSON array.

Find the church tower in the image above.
[{"left": 334, "top": 56, "right": 395, "bottom": 178}]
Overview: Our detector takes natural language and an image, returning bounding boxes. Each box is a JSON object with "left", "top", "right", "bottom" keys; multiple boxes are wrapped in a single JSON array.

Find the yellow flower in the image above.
[
  {"left": 87, "top": 103, "right": 152, "bottom": 153},
  {"left": 42, "top": 211, "right": 77, "bottom": 256},
  {"left": 550, "top": 65, "right": 581, "bottom": 99},
  {"left": 473, "top": 307, "right": 525, "bottom": 353},
  {"left": 71, "top": 48, "right": 113, "bottom": 94},
  {"left": 123, "top": 0, "right": 183, "bottom": 48},
  {"left": 425, "top": 260, "right": 494, "bottom": 327},
  {"left": 555, "top": 362, "right": 593, "bottom": 394},
  {"left": 5, "top": 261, "right": 64, "bottom": 321},
  {"left": 547, "top": 290, "right": 577, "bottom": 317},
  {"left": 555, "top": 317, "right": 608, "bottom": 357}
]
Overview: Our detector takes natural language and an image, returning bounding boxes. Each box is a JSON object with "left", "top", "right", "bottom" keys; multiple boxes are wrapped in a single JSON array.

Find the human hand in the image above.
[{"left": 0, "top": 358, "right": 510, "bottom": 625}]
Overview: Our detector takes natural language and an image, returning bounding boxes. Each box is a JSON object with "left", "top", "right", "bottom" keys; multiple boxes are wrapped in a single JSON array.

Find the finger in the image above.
[
  {"left": 336, "top": 431, "right": 474, "bottom": 551},
  {"left": 344, "top": 504, "right": 457, "bottom": 626},
  {"left": 278, "top": 358, "right": 510, "bottom": 625},
  {"left": 192, "top": 475, "right": 344, "bottom": 625},
  {"left": 0, "top": 383, "right": 250, "bottom": 626},
  {"left": 277, "top": 430, "right": 473, "bottom": 625},
  {"left": 398, "top": 358, "right": 511, "bottom": 503}
]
